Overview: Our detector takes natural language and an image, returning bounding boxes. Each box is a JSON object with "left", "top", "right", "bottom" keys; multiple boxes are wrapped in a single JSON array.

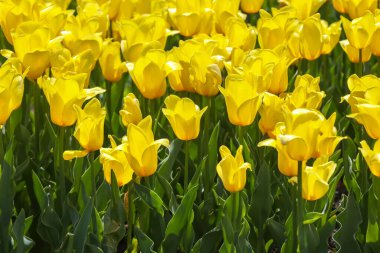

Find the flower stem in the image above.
[
  {"left": 33, "top": 82, "right": 41, "bottom": 160},
  {"left": 184, "top": 140, "right": 190, "bottom": 193},
  {"left": 238, "top": 126, "right": 244, "bottom": 146},
  {"left": 292, "top": 182, "right": 298, "bottom": 253},
  {"left": 358, "top": 49, "right": 363, "bottom": 76},
  {"left": 231, "top": 191, "right": 240, "bottom": 230},
  {"left": 127, "top": 182, "right": 135, "bottom": 252},
  {"left": 297, "top": 160, "right": 305, "bottom": 252},
  {"left": 106, "top": 80, "right": 112, "bottom": 119},
  {"left": 58, "top": 127, "right": 66, "bottom": 205},
  {"left": 0, "top": 127, "right": 4, "bottom": 166},
  {"left": 88, "top": 152, "right": 98, "bottom": 235}
]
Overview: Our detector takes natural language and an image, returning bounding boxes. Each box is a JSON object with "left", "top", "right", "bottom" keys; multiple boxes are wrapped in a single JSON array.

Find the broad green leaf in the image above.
[
  {"left": 0, "top": 161, "right": 14, "bottom": 253},
  {"left": 73, "top": 198, "right": 94, "bottom": 253},
  {"left": 204, "top": 122, "right": 220, "bottom": 193},
  {"left": 135, "top": 226, "right": 156, "bottom": 253},
  {"left": 32, "top": 170, "right": 47, "bottom": 210},
  {"left": 158, "top": 139, "right": 182, "bottom": 179},
  {"left": 134, "top": 182, "right": 165, "bottom": 217}
]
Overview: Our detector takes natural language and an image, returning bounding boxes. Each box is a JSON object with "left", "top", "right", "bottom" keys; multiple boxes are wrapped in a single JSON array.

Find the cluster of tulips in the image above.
[{"left": 2, "top": 0, "right": 380, "bottom": 252}]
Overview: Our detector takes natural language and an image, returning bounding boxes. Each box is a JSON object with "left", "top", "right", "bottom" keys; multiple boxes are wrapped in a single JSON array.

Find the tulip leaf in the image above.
[
  {"left": 37, "top": 207, "right": 63, "bottom": 249},
  {"left": 204, "top": 122, "right": 220, "bottom": 193},
  {"left": 162, "top": 185, "right": 198, "bottom": 253},
  {"left": 303, "top": 212, "right": 324, "bottom": 224},
  {"left": 158, "top": 139, "right": 183, "bottom": 179},
  {"left": 191, "top": 228, "right": 222, "bottom": 253},
  {"left": 73, "top": 198, "right": 94, "bottom": 253},
  {"left": 134, "top": 182, "right": 165, "bottom": 217},
  {"left": 316, "top": 215, "right": 336, "bottom": 253},
  {"left": 156, "top": 174, "right": 178, "bottom": 213},
  {"left": 0, "top": 161, "right": 14, "bottom": 252},
  {"left": 32, "top": 170, "right": 48, "bottom": 210},
  {"left": 333, "top": 194, "right": 362, "bottom": 253},
  {"left": 135, "top": 226, "right": 156, "bottom": 253}
]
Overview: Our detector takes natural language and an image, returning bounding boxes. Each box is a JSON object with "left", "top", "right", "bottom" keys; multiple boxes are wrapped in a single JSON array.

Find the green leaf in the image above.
[
  {"left": 134, "top": 182, "right": 165, "bottom": 217},
  {"left": 158, "top": 139, "right": 182, "bottom": 179},
  {"left": 0, "top": 161, "right": 14, "bottom": 253},
  {"left": 32, "top": 170, "right": 47, "bottom": 210},
  {"left": 316, "top": 215, "right": 336, "bottom": 253},
  {"left": 135, "top": 226, "right": 156, "bottom": 253},
  {"left": 303, "top": 212, "right": 324, "bottom": 225},
  {"left": 12, "top": 209, "right": 25, "bottom": 253},
  {"left": 37, "top": 208, "right": 63, "bottom": 249},
  {"left": 73, "top": 198, "right": 94, "bottom": 253},
  {"left": 333, "top": 194, "right": 362, "bottom": 253},
  {"left": 156, "top": 174, "right": 178, "bottom": 214},
  {"left": 162, "top": 185, "right": 198, "bottom": 253},
  {"left": 204, "top": 122, "right": 220, "bottom": 193},
  {"left": 191, "top": 228, "right": 222, "bottom": 253}
]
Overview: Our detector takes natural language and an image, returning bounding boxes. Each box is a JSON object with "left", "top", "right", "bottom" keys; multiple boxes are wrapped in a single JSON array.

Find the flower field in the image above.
[{"left": 1, "top": 0, "right": 380, "bottom": 252}]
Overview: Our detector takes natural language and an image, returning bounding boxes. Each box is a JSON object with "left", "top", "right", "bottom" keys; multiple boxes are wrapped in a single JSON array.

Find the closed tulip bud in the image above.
[
  {"left": 341, "top": 13, "right": 376, "bottom": 50},
  {"left": 302, "top": 156, "right": 336, "bottom": 201},
  {"left": 0, "top": 58, "right": 26, "bottom": 127},
  {"left": 124, "top": 116, "right": 169, "bottom": 177},
  {"left": 240, "top": 0, "right": 264, "bottom": 14},
  {"left": 190, "top": 51, "right": 222, "bottom": 96},
  {"left": 99, "top": 40, "right": 127, "bottom": 82},
  {"left": 219, "top": 74, "right": 262, "bottom": 126},
  {"left": 360, "top": 140, "right": 380, "bottom": 177},
  {"left": 216, "top": 145, "right": 251, "bottom": 192},
  {"left": 339, "top": 40, "right": 372, "bottom": 63},
  {"left": 126, "top": 49, "right": 181, "bottom": 99},
  {"left": 162, "top": 95, "right": 207, "bottom": 140},
  {"left": 258, "top": 123, "right": 298, "bottom": 176},
  {"left": 280, "top": 0, "right": 327, "bottom": 20},
  {"left": 120, "top": 93, "right": 143, "bottom": 127},
  {"left": 38, "top": 74, "right": 105, "bottom": 127},
  {"left": 299, "top": 15, "right": 324, "bottom": 60},
  {"left": 12, "top": 21, "right": 59, "bottom": 79},
  {"left": 225, "top": 17, "right": 257, "bottom": 51},
  {"left": 100, "top": 136, "right": 134, "bottom": 186},
  {"left": 259, "top": 93, "right": 285, "bottom": 138}
]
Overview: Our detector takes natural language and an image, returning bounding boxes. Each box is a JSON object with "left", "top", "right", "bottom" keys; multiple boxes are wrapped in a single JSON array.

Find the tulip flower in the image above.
[
  {"left": 279, "top": 0, "right": 327, "bottom": 20},
  {"left": 340, "top": 0, "right": 377, "bottom": 19},
  {"left": 11, "top": 21, "right": 59, "bottom": 79},
  {"left": 321, "top": 20, "right": 342, "bottom": 55},
  {"left": 360, "top": 139, "right": 380, "bottom": 177},
  {"left": 370, "top": 10, "right": 380, "bottom": 56},
  {"left": 100, "top": 136, "right": 134, "bottom": 186},
  {"left": 0, "top": 58, "right": 26, "bottom": 127},
  {"left": 162, "top": 95, "right": 207, "bottom": 141},
  {"left": 38, "top": 74, "right": 105, "bottom": 127},
  {"left": 219, "top": 74, "right": 262, "bottom": 126},
  {"left": 347, "top": 104, "right": 380, "bottom": 139},
  {"left": 258, "top": 93, "right": 285, "bottom": 138},
  {"left": 299, "top": 14, "right": 324, "bottom": 60},
  {"left": 120, "top": 93, "right": 143, "bottom": 127},
  {"left": 126, "top": 49, "right": 181, "bottom": 99},
  {"left": 63, "top": 98, "right": 106, "bottom": 160},
  {"left": 77, "top": 1, "right": 109, "bottom": 36},
  {"left": 341, "top": 13, "right": 376, "bottom": 50},
  {"left": 343, "top": 74, "right": 380, "bottom": 109},
  {"left": 339, "top": 40, "right": 372, "bottom": 63},
  {"left": 258, "top": 123, "right": 298, "bottom": 176},
  {"left": 225, "top": 17, "right": 257, "bottom": 51},
  {"left": 278, "top": 108, "right": 342, "bottom": 161},
  {"left": 99, "top": 40, "right": 128, "bottom": 82},
  {"left": 216, "top": 145, "right": 251, "bottom": 192},
  {"left": 123, "top": 116, "right": 169, "bottom": 177},
  {"left": 302, "top": 157, "right": 336, "bottom": 201},
  {"left": 240, "top": 0, "right": 264, "bottom": 14},
  {"left": 213, "top": 0, "right": 240, "bottom": 33},
  {"left": 332, "top": 0, "right": 346, "bottom": 13},
  {"left": 285, "top": 75, "right": 325, "bottom": 110}
]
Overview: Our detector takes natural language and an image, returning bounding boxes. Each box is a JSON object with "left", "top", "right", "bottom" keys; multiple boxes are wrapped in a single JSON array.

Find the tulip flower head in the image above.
[
  {"left": 120, "top": 93, "right": 143, "bottom": 127},
  {"left": 99, "top": 40, "right": 128, "bottom": 82},
  {"left": 240, "top": 0, "right": 264, "bottom": 14},
  {"left": 162, "top": 95, "right": 207, "bottom": 141},
  {"left": 341, "top": 12, "right": 376, "bottom": 50},
  {"left": 216, "top": 145, "right": 251, "bottom": 192},
  {"left": 124, "top": 116, "right": 169, "bottom": 177},
  {"left": 360, "top": 139, "right": 380, "bottom": 177}
]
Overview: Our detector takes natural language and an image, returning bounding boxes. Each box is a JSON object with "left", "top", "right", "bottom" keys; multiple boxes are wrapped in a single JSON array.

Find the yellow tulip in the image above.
[
  {"left": 279, "top": 0, "right": 327, "bottom": 20},
  {"left": 347, "top": 104, "right": 380, "bottom": 139},
  {"left": 341, "top": 12, "right": 376, "bottom": 50},
  {"left": 370, "top": 11, "right": 380, "bottom": 56},
  {"left": 100, "top": 136, "right": 134, "bottom": 186},
  {"left": 189, "top": 50, "right": 222, "bottom": 96},
  {"left": 219, "top": 74, "right": 262, "bottom": 126},
  {"left": 344, "top": 74, "right": 380, "bottom": 109},
  {"left": 0, "top": 58, "right": 26, "bottom": 127},
  {"left": 38, "top": 74, "right": 105, "bottom": 127},
  {"left": 258, "top": 123, "right": 298, "bottom": 176},
  {"left": 332, "top": 0, "right": 346, "bottom": 13},
  {"left": 63, "top": 98, "right": 106, "bottom": 160},
  {"left": 360, "top": 140, "right": 380, "bottom": 177},
  {"left": 162, "top": 95, "right": 207, "bottom": 140},
  {"left": 11, "top": 21, "right": 59, "bottom": 79},
  {"left": 278, "top": 108, "right": 342, "bottom": 161},
  {"left": 302, "top": 156, "right": 336, "bottom": 201},
  {"left": 216, "top": 145, "right": 251, "bottom": 192},
  {"left": 285, "top": 74, "right": 325, "bottom": 110},
  {"left": 240, "top": 0, "right": 264, "bottom": 14},
  {"left": 321, "top": 20, "right": 342, "bottom": 55},
  {"left": 119, "top": 93, "right": 143, "bottom": 127},
  {"left": 38, "top": 3, "right": 73, "bottom": 38},
  {"left": 299, "top": 15, "right": 324, "bottom": 60},
  {"left": 126, "top": 49, "right": 181, "bottom": 99},
  {"left": 77, "top": 1, "right": 109, "bottom": 36},
  {"left": 343, "top": 0, "right": 377, "bottom": 19},
  {"left": 124, "top": 116, "right": 169, "bottom": 177},
  {"left": 225, "top": 17, "right": 257, "bottom": 51},
  {"left": 213, "top": 0, "right": 240, "bottom": 33},
  {"left": 99, "top": 40, "right": 128, "bottom": 82},
  {"left": 258, "top": 93, "right": 285, "bottom": 138},
  {"left": 339, "top": 40, "right": 372, "bottom": 63}
]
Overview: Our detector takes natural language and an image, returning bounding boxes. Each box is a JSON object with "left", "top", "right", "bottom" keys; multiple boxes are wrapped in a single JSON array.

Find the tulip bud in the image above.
[
  {"left": 360, "top": 139, "right": 380, "bottom": 177},
  {"left": 99, "top": 40, "right": 127, "bottom": 82},
  {"left": 120, "top": 93, "right": 143, "bottom": 127},
  {"left": 240, "top": 0, "right": 264, "bottom": 14}
]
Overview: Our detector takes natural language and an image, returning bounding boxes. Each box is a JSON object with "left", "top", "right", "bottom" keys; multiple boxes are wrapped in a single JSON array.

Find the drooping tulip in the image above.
[
  {"left": 216, "top": 145, "right": 251, "bottom": 192},
  {"left": 162, "top": 95, "right": 207, "bottom": 140}
]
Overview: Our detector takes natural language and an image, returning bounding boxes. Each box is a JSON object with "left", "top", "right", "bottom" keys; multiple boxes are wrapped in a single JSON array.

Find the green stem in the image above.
[
  {"left": 58, "top": 127, "right": 66, "bottom": 205},
  {"left": 358, "top": 49, "right": 363, "bottom": 76},
  {"left": 148, "top": 99, "right": 155, "bottom": 117},
  {"left": 127, "top": 182, "right": 135, "bottom": 252},
  {"left": 362, "top": 155, "right": 369, "bottom": 241},
  {"left": 88, "top": 152, "right": 98, "bottom": 235},
  {"left": 184, "top": 141, "right": 190, "bottom": 193},
  {"left": 238, "top": 126, "right": 244, "bottom": 146},
  {"left": 292, "top": 183, "right": 298, "bottom": 253},
  {"left": 297, "top": 161, "right": 305, "bottom": 252},
  {"left": 377, "top": 57, "right": 380, "bottom": 77},
  {"left": 0, "top": 128, "right": 4, "bottom": 167},
  {"left": 297, "top": 59, "right": 303, "bottom": 75},
  {"left": 33, "top": 83, "right": 41, "bottom": 160},
  {"left": 231, "top": 192, "right": 240, "bottom": 230},
  {"left": 106, "top": 80, "right": 112, "bottom": 119}
]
